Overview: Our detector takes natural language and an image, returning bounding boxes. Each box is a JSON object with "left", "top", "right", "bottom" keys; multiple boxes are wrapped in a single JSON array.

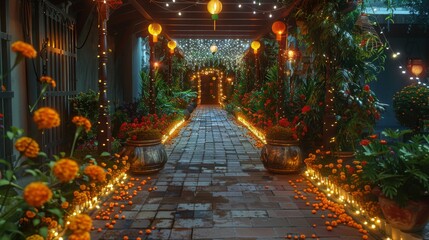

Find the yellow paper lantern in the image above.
[
  {"left": 167, "top": 40, "right": 176, "bottom": 54},
  {"left": 271, "top": 21, "right": 286, "bottom": 41},
  {"left": 148, "top": 23, "right": 162, "bottom": 42},
  {"left": 251, "top": 41, "right": 261, "bottom": 54},
  {"left": 207, "top": 0, "right": 222, "bottom": 30}
]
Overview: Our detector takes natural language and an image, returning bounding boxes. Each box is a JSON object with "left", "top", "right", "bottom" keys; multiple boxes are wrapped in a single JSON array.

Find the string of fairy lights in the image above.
[
  {"left": 176, "top": 39, "right": 250, "bottom": 69},
  {"left": 365, "top": 3, "right": 429, "bottom": 88},
  {"left": 149, "top": 0, "right": 289, "bottom": 18}
]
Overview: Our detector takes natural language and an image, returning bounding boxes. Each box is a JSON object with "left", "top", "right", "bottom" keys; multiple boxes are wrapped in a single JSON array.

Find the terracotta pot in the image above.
[
  {"left": 379, "top": 195, "right": 429, "bottom": 232},
  {"left": 261, "top": 139, "right": 303, "bottom": 174},
  {"left": 122, "top": 139, "right": 167, "bottom": 174}
]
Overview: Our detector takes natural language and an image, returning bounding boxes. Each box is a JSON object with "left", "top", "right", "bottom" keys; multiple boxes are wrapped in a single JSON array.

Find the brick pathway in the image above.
[{"left": 91, "top": 105, "right": 367, "bottom": 239}]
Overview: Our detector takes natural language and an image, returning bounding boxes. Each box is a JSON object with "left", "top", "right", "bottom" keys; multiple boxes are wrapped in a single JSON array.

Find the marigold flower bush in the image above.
[{"left": 0, "top": 41, "right": 130, "bottom": 239}]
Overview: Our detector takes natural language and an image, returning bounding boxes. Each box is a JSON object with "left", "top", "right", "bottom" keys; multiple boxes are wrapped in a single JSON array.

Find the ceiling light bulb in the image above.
[
  {"left": 238, "top": 4, "right": 241, "bottom": 8},
  {"left": 178, "top": 12, "right": 182, "bottom": 15},
  {"left": 273, "top": 5, "right": 277, "bottom": 9},
  {"left": 253, "top": 11, "right": 256, "bottom": 14},
  {"left": 166, "top": 3, "right": 169, "bottom": 6},
  {"left": 269, "top": 14, "right": 272, "bottom": 18},
  {"left": 172, "top": 0, "right": 175, "bottom": 2},
  {"left": 253, "top": 1, "right": 256, "bottom": 4},
  {"left": 258, "top": 2, "right": 261, "bottom": 5}
]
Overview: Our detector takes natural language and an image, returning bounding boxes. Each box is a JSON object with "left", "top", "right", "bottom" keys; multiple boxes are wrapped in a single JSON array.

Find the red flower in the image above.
[
  {"left": 0, "top": 113, "right": 3, "bottom": 119},
  {"left": 299, "top": 94, "right": 306, "bottom": 100},
  {"left": 348, "top": 167, "right": 355, "bottom": 174},
  {"left": 380, "top": 139, "right": 387, "bottom": 145},
  {"left": 360, "top": 139, "right": 370, "bottom": 146},
  {"left": 364, "top": 85, "right": 370, "bottom": 92},
  {"left": 369, "top": 134, "right": 377, "bottom": 139},
  {"left": 278, "top": 118, "right": 290, "bottom": 128},
  {"left": 361, "top": 161, "right": 367, "bottom": 167},
  {"left": 301, "top": 105, "right": 311, "bottom": 114}
]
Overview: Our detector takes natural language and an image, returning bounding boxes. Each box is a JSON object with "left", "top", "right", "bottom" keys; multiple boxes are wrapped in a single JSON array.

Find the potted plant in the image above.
[
  {"left": 356, "top": 129, "right": 429, "bottom": 232},
  {"left": 118, "top": 114, "right": 169, "bottom": 174},
  {"left": 260, "top": 117, "right": 306, "bottom": 173}
]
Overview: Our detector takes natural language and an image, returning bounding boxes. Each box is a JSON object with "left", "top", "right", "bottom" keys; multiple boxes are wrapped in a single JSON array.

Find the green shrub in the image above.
[{"left": 393, "top": 84, "right": 429, "bottom": 132}]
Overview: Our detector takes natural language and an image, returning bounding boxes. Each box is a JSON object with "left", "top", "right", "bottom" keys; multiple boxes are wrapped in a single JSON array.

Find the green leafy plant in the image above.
[
  {"left": 356, "top": 129, "right": 429, "bottom": 206},
  {"left": 393, "top": 84, "right": 429, "bottom": 132}
]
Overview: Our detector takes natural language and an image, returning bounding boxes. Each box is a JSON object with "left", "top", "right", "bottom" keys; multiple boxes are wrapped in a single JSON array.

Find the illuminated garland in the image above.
[{"left": 177, "top": 39, "right": 250, "bottom": 70}]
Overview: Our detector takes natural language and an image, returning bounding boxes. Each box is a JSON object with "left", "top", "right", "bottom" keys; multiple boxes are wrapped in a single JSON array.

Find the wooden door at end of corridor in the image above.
[{"left": 200, "top": 74, "right": 219, "bottom": 104}]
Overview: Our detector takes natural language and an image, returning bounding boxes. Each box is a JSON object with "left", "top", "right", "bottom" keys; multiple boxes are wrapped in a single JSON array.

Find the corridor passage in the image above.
[{"left": 92, "top": 106, "right": 365, "bottom": 239}]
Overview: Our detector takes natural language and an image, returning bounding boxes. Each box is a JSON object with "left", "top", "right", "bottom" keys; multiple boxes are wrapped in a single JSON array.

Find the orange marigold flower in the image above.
[
  {"left": 15, "top": 137, "right": 40, "bottom": 158},
  {"left": 72, "top": 116, "right": 91, "bottom": 132},
  {"left": 11, "top": 41, "right": 37, "bottom": 58},
  {"left": 52, "top": 158, "right": 79, "bottom": 182},
  {"left": 40, "top": 76, "right": 56, "bottom": 88},
  {"left": 84, "top": 165, "right": 106, "bottom": 182},
  {"left": 61, "top": 201, "right": 69, "bottom": 209},
  {"left": 68, "top": 232, "right": 90, "bottom": 240},
  {"left": 33, "top": 107, "right": 60, "bottom": 129},
  {"left": 26, "top": 210, "right": 36, "bottom": 219},
  {"left": 68, "top": 214, "right": 92, "bottom": 234},
  {"left": 26, "top": 234, "right": 44, "bottom": 240},
  {"left": 23, "top": 182, "right": 52, "bottom": 207}
]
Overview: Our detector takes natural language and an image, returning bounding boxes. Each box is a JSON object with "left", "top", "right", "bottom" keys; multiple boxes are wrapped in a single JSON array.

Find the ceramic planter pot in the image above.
[
  {"left": 261, "top": 139, "right": 303, "bottom": 174},
  {"left": 122, "top": 138, "right": 167, "bottom": 174},
  {"left": 379, "top": 195, "right": 429, "bottom": 232}
]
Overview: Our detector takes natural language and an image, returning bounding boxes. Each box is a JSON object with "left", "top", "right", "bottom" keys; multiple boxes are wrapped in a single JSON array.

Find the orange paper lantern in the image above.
[
  {"left": 272, "top": 21, "right": 286, "bottom": 41},
  {"left": 407, "top": 59, "right": 425, "bottom": 77}
]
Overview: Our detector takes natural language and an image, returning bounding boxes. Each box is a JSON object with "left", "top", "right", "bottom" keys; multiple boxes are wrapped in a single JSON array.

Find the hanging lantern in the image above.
[
  {"left": 207, "top": 0, "right": 223, "bottom": 31},
  {"left": 210, "top": 44, "right": 218, "bottom": 55},
  {"left": 407, "top": 59, "right": 425, "bottom": 77},
  {"left": 148, "top": 23, "right": 162, "bottom": 43},
  {"left": 271, "top": 21, "right": 286, "bottom": 41},
  {"left": 167, "top": 40, "right": 177, "bottom": 54},
  {"left": 251, "top": 41, "right": 261, "bottom": 54}
]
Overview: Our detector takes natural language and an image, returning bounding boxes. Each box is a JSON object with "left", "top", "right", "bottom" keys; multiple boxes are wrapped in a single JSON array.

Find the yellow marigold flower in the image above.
[
  {"left": 84, "top": 165, "right": 106, "bottom": 182},
  {"left": 40, "top": 76, "right": 56, "bottom": 88},
  {"left": 68, "top": 214, "right": 92, "bottom": 234},
  {"left": 33, "top": 107, "right": 60, "bottom": 129},
  {"left": 26, "top": 234, "right": 44, "bottom": 240},
  {"left": 23, "top": 182, "right": 52, "bottom": 207},
  {"left": 72, "top": 116, "right": 91, "bottom": 132},
  {"left": 68, "top": 232, "right": 90, "bottom": 240},
  {"left": 15, "top": 137, "right": 40, "bottom": 158},
  {"left": 11, "top": 41, "right": 37, "bottom": 58},
  {"left": 52, "top": 158, "right": 79, "bottom": 182},
  {"left": 61, "top": 201, "right": 69, "bottom": 209}
]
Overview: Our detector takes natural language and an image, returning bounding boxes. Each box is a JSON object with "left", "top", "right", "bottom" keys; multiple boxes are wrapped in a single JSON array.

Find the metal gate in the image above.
[
  {"left": 0, "top": 0, "right": 13, "bottom": 161},
  {"left": 26, "top": 0, "right": 77, "bottom": 155}
]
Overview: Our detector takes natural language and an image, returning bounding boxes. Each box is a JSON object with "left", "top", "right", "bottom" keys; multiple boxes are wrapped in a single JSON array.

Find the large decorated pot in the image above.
[
  {"left": 379, "top": 195, "right": 429, "bottom": 232},
  {"left": 122, "top": 138, "right": 168, "bottom": 174},
  {"left": 261, "top": 139, "right": 303, "bottom": 174}
]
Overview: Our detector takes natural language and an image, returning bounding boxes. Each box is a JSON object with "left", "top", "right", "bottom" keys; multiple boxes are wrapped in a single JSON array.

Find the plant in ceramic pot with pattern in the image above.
[{"left": 356, "top": 129, "right": 429, "bottom": 232}]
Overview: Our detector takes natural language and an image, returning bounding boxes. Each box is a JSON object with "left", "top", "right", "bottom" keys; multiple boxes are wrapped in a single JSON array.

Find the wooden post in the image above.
[
  {"left": 277, "top": 35, "right": 286, "bottom": 119},
  {"left": 96, "top": 2, "right": 112, "bottom": 153},
  {"left": 255, "top": 52, "right": 260, "bottom": 89},
  {"left": 148, "top": 38, "right": 156, "bottom": 114}
]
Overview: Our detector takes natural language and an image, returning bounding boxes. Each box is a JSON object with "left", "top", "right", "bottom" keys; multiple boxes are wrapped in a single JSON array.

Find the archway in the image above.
[{"left": 191, "top": 68, "right": 225, "bottom": 105}]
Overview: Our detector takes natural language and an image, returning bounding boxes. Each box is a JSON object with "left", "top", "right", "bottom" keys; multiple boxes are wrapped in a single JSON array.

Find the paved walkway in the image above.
[{"left": 91, "top": 105, "right": 366, "bottom": 239}]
